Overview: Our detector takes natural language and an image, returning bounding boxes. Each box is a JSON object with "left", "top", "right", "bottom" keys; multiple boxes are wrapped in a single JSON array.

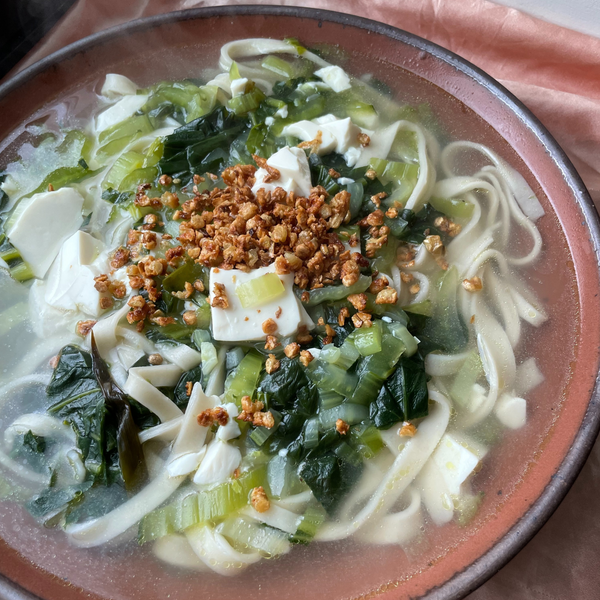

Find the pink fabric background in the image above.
[{"left": 12, "top": 1, "right": 600, "bottom": 598}]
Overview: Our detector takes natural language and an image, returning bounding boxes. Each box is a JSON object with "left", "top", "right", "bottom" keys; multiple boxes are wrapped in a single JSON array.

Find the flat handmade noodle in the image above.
[
  {"left": 425, "top": 351, "right": 470, "bottom": 377},
  {"left": 91, "top": 303, "right": 130, "bottom": 358},
  {"left": 356, "top": 121, "right": 435, "bottom": 214},
  {"left": 154, "top": 343, "right": 202, "bottom": 372},
  {"left": 137, "top": 346, "right": 228, "bottom": 444},
  {"left": 185, "top": 524, "right": 261, "bottom": 576},
  {"left": 219, "top": 38, "right": 330, "bottom": 81},
  {"left": 66, "top": 468, "right": 185, "bottom": 547},
  {"left": 0, "top": 374, "right": 53, "bottom": 485},
  {"left": 356, "top": 487, "right": 423, "bottom": 546},
  {"left": 152, "top": 534, "right": 208, "bottom": 571},
  {"left": 167, "top": 382, "right": 218, "bottom": 477},
  {"left": 124, "top": 365, "right": 184, "bottom": 422},
  {"left": 439, "top": 142, "right": 543, "bottom": 266},
  {"left": 316, "top": 387, "right": 450, "bottom": 541}
]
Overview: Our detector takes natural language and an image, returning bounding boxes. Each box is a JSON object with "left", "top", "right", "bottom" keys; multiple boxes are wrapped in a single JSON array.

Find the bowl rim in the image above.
[{"left": 1, "top": 5, "right": 600, "bottom": 600}]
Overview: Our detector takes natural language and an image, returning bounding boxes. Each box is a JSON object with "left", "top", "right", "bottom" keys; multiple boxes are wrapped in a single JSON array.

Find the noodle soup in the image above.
[{"left": 0, "top": 33, "right": 576, "bottom": 599}]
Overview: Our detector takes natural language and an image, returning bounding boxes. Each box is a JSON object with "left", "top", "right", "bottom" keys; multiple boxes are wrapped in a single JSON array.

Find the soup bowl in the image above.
[{"left": 0, "top": 6, "right": 599, "bottom": 600}]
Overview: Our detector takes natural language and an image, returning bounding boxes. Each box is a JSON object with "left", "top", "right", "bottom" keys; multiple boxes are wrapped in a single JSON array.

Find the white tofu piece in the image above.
[
  {"left": 417, "top": 459, "right": 454, "bottom": 525},
  {"left": 209, "top": 264, "right": 309, "bottom": 342},
  {"left": 337, "top": 177, "right": 355, "bottom": 185},
  {"left": 230, "top": 77, "right": 249, "bottom": 97},
  {"left": 95, "top": 94, "right": 149, "bottom": 133},
  {"left": 101, "top": 74, "right": 139, "bottom": 99},
  {"left": 343, "top": 146, "right": 362, "bottom": 167},
  {"left": 354, "top": 121, "right": 401, "bottom": 168},
  {"left": 515, "top": 357, "right": 544, "bottom": 395},
  {"left": 314, "top": 66, "right": 352, "bottom": 93},
  {"left": 430, "top": 433, "right": 482, "bottom": 496},
  {"left": 283, "top": 115, "right": 363, "bottom": 157},
  {"left": 193, "top": 440, "right": 242, "bottom": 485},
  {"left": 468, "top": 383, "right": 488, "bottom": 414},
  {"left": 251, "top": 146, "right": 312, "bottom": 198},
  {"left": 322, "top": 117, "right": 362, "bottom": 154},
  {"left": 494, "top": 393, "right": 527, "bottom": 429},
  {"left": 45, "top": 231, "right": 107, "bottom": 317},
  {"left": 8, "top": 187, "right": 84, "bottom": 279},
  {"left": 216, "top": 402, "right": 241, "bottom": 442},
  {"left": 282, "top": 121, "right": 337, "bottom": 155},
  {"left": 167, "top": 448, "right": 207, "bottom": 478},
  {"left": 29, "top": 280, "right": 80, "bottom": 337},
  {"left": 313, "top": 114, "right": 339, "bottom": 125}
]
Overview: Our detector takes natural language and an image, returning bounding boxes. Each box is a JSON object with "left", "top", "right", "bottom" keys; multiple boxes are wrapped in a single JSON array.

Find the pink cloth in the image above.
[{"left": 12, "top": 1, "right": 600, "bottom": 598}]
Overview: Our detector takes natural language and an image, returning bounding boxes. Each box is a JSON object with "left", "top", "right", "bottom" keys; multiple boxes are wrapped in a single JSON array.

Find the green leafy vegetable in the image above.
[
  {"left": 10, "top": 431, "right": 50, "bottom": 473},
  {"left": 27, "top": 481, "right": 93, "bottom": 521},
  {"left": 174, "top": 365, "right": 203, "bottom": 409},
  {"left": 370, "top": 355, "right": 429, "bottom": 429},
  {"left": 46, "top": 342, "right": 146, "bottom": 491},
  {"left": 298, "top": 452, "right": 361, "bottom": 514},
  {"left": 90, "top": 333, "right": 146, "bottom": 491}
]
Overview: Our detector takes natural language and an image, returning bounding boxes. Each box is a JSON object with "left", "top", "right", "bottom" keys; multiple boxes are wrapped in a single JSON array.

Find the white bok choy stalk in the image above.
[{"left": 315, "top": 387, "right": 450, "bottom": 541}]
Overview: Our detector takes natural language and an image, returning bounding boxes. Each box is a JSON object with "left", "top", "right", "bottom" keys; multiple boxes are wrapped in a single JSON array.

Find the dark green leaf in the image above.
[
  {"left": 27, "top": 481, "right": 93, "bottom": 520},
  {"left": 101, "top": 188, "right": 133, "bottom": 205},
  {"left": 372, "top": 355, "right": 429, "bottom": 430},
  {"left": 10, "top": 431, "right": 51, "bottom": 473},
  {"left": 397, "top": 355, "right": 429, "bottom": 420},
  {"left": 145, "top": 323, "right": 197, "bottom": 347},
  {"left": 370, "top": 385, "right": 405, "bottom": 429},
  {"left": 258, "top": 358, "right": 309, "bottom": 408},
  {"left": 174, "top": 365, "right": 203, "bottom": 410},
  {"left": 90, "top": 334, "right": 146, "bottom": 491},
  {"left": 298, "top": 451, "right": 361, "bottom": 514},
  {"left": 64, "top": 483, "right": 128, "bottom": 525}
]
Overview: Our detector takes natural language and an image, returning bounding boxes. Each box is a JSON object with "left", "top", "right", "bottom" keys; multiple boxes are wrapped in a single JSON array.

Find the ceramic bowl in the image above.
[{"left": 0, "top": 6, "right": 599, "bottom": 600}]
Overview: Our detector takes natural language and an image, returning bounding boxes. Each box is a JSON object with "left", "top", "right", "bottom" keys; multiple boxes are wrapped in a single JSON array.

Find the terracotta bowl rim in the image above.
[{"left": 1, "top": 5, "right": 600, "bottom": 600}]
